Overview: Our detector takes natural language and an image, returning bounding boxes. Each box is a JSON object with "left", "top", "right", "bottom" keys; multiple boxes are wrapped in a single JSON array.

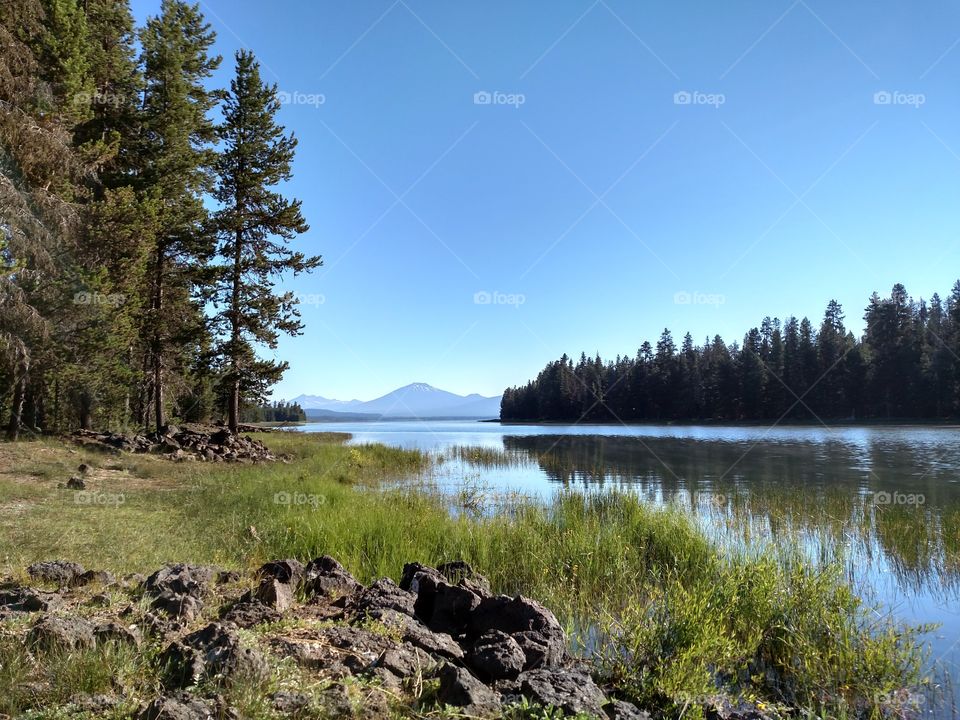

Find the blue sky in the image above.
[{"left": 132, "top": 0, "right": 960, "bottom": 400}]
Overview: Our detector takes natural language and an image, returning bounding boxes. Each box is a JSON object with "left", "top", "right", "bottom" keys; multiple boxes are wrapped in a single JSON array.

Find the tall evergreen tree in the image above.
[
  {"left": 137, "top": 0, "right": 220, "bottom": 432},
  {"left": 211, "top": 50, "right": 319, "bottom": 432}
]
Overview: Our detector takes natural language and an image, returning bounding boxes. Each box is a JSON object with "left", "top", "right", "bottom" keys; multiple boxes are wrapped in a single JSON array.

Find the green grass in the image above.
[{"left": 0, "top": 433, "right": 932, "bottom": 719}]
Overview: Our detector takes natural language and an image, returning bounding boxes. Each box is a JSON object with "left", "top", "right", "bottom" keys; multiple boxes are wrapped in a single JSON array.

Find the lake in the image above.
[{"left": 295, "top": 419, "right": 960, "bottom": 716}]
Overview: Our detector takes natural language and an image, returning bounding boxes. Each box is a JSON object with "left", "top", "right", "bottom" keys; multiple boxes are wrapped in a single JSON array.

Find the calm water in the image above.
[{"left": 296, "top": 420, "right": 960, "bottom": 716}]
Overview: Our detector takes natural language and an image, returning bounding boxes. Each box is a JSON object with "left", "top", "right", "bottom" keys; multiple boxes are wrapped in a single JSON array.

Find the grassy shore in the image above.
[{"left": 0, "top": 433, "right": 931, "bottom": 719}]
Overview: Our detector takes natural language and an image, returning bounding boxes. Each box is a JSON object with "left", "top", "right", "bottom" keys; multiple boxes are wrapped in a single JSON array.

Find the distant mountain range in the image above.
[{"left": 290, "top": 383, "right": 502, "bottom": 420}]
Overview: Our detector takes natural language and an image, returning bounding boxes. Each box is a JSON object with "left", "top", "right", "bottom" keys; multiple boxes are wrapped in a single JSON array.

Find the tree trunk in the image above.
[
  {"left": 5, "top": 349, "right": 29, "bottom": 441},
  {"left": 151, "top": 242, "right": 165, "bottom": 433},
  {"left": 227, "top": 226, "right": 243, "bottom": 434}
]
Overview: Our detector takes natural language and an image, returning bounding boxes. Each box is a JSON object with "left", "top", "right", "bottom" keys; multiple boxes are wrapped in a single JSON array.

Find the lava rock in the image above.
[
  {"left": 220, "top": 600, "right": 281, "bottom": 628},
  {"left": 151, "top": 591, "right": 203, "bottom": 621},
  {"left": 95, "top": 621, "right": 142, "bottom": 647},
  {"left": 160, "top": 622, "right": 267, "bottom": 688},
  {"left": 0, "top": 586, "right": 62, "bottom": 612},
  {"left": 28, "top": 615, "right": 96, "bottom": 650},
  {"left": 304, "top": 555, "right": 362, "bottom": 599},
  {"left": 516, "top": 668, "right": 607, "bottom": 717},
  {"left": 257, "top": 558, "right": 304, "bottom": 587},
  {"left": 466, "top": 629, "right": 526, "bottom": 681},
  {"left": 437, "top": 663, "right": 501, "bottom": 715},
  {"left": 27, "top": 560, "right": 85, "bottom": 586},
  {"left": 355, "top": 578, "right": 415, "bottom": 616}
]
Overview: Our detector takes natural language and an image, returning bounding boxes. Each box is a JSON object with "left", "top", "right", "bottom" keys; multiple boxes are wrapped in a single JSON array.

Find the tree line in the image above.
[
  {"left": 1, "top": 0, "right": 320, "bottom": 440},
  {"left": 239, "top": 400, "right": 306, "bottom": 424},
  {"left": 501, "top": 283, "right": 960, "bottom": 423}
]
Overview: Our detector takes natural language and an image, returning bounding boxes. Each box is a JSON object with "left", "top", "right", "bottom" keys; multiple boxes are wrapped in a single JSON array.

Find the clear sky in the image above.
[{"left": 131, "top": 0, "right": 960, "bottom": 401}]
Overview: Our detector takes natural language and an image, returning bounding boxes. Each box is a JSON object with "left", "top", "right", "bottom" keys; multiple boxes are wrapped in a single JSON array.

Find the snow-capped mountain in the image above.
[{"left": 291, "top": 383, "right": 501, "bottom": 419}]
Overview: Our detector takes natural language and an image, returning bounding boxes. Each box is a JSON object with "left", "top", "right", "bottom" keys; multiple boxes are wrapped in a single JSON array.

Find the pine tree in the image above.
[
  {"left": 211, "top": 50, "right": 319, "bottom": 433},
  {"left": 137, "top": 0, "right": 220, "bottom": 432}
]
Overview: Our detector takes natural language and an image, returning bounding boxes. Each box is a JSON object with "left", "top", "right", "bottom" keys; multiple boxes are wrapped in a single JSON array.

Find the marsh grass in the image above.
[{"left": 0, "top": 434, "right": 933, "bottom": 719}]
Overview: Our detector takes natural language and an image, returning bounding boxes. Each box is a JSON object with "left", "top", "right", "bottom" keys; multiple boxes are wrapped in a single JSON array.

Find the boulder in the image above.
[
  {"left": 355, "top": 578, "right": 415, "bottom": 616},
  {"left": 0, "top": 585, "right": 62, "bottom": 612},
  {"left": 304, "top": 555, "right": 362, "bottom": 599},
  {"left": 151, "top": 591, "right": 203, "bottom": 621},
  {"left": 144, "top": 564, "right": 217, "bottom": 598},
  {"left": 160, "top": 622, "right": 267, "bottom": 688},
  {"left": 466, "top": 629, "right": 526, "bottom": 681},
  {"left": 27, "top": 560, "right": 85, "bottom": 586},
  {"left": 437, "top": 663, "right": 501, "bottom": 715},
  {"left": 94, "top": 621, "right": 142, "bottom": 647},
  {"left": 257, "top": 558, "right": 304, "bottom": 587},
  {"left": 252, "top": 578, "right": 295, "bottom": 611},
  {"left": 73, "top": 569, "right": 116, "bottom": 587},
  {"left": 512, "top": 629, "right": 567, "bottom": 669},
  {"left": 220, "top": 600, "right": 281, "bottom": 628},
  {"left": 469, "top": 595, "right": 567, "bottom": 666},
  {"left": 516, "top": 668, "right": 607, "bottom": 717},
  {"left": 28, "top": 615, "right": 96, "bottom": 650}
]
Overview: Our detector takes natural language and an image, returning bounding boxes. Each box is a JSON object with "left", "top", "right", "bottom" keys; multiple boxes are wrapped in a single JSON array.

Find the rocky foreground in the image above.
[
  {"left": 0, "top": 557, "right": 660, "bottom": 719},
  {"left": 70, "top": 424, "right": 279, "bottom": 463}
]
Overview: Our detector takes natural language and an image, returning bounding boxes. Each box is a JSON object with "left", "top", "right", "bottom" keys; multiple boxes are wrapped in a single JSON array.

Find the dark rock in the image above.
[
  {"left": 28, "top": 614, "right": 95, "bottom": 650},
  {"left": 66, "top": 476, "right": 86, "bottom": 489},
  {"left": 151, "top": 591, "right": 203, "bottom": 621},
  {"left": 373, "top": 609, "right": 464, "bottom": 661},
  {"left": 470, "top": 594, "right": 564, "bottom": 636},
  {"left": 0, "top": 585, "right": 62, "bottom": 612},
  {"left": 466, "top": 629, "right": 526, "bottom": 681},
  {"left": 399, "top": 562, "right": 443, "bottom": 592},
  {"left": 144, "top": 564, "right": 216, "bottom": 599},
  {"left": 271, "top": 690, "right": 312, "bottom": 714},
  {"left": 27, "top": 560, "right": 85, "bottom": 586},
  {"left": 606, "top": 699, "right": 652, "bottom": 720},
  {"left": 160, "top": 622, "right": 267, "bottom": 688},
  {"left": 304, "top": 555, "right": 362, "bottom": 599},
  {"left": 257, "top": 558, "right": 304, "bottom": 587},
  {"left": 355, "top": 578, "right": 415, "bottom": 616},
  {"left": 516, "top": 668, "right": 607, "bottom": 717},
  {"left": 72, "top": 569, "right": 116, "bottom": 587},
  {"left": 419, "top": 579, "right": 482, "bottom": 635},
  {"left": 253, "top": 577, "right": 295, "bottom": 611},
  {"left": 220, "top": 600, "right": 281, "bottom": 628},
  {"left": 95, "top": 621, "right": 142, "bottom": 647},
  {"left": 379, "top": 642, "right": 436, "bottom": 679},
  {"left": 512, "top": 629, "right": 567, "bottom": 669},
  {"left": 88, "top": 592, "right": 112, "bottom": 607},
  {"left": 437, "top": 663, "right": 501, "bottom": 714},
  {"left": 137, "top": 692, "right": 214, "bottom": 720}
]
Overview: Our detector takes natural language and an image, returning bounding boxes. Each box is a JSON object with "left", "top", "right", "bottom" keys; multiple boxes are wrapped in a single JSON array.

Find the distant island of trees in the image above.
[
  {"left": 501, "top": 283, "right": 960, "bottom": 423},
  {"left": 240, "top": 401, "right": 306, "bottom": 424}
]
